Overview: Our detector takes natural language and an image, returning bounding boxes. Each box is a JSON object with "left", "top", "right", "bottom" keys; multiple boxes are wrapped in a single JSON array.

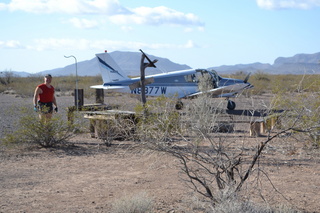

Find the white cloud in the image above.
[
  {"left": 4, "top": 38, "right": 196, "bottom": 52},
  {"left": 3, "top": 0, "right": 130, "bottom": 15},
  {"left": 0, "top": 40, "right": 23, "bottom": 49},
  {"left": 30, "top": 38, "right": 79, "bottom": 51},
  {"left": 0, "top": 3, "right": 6, "bottom": 10},
  {"left": 256, "top": 0, "right": 320, "bottom": 9},
  {"left": 110, "top": 6, "right": 204, "bottom": 27},
  {"left": 183, "top": 40, "right": 196, "bottom": 49},
  {"left": 120, "top": 26, "right": 134, "bottom": 32},
  {"left": 68, "top": 18, "right": 99, "bottom": 29},
  {"left": 184, "top": 26, "right": 205, "bottom": 33},
  {"left": 1, "top": 0, "right": 204, "bottom": 28}
]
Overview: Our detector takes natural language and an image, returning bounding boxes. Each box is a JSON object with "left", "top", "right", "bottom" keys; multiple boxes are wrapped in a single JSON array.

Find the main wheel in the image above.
[
  {"left": 175, "top": 101, "right": 184, "bottom": 110},
  {"left": 227, "top": 100, "right": 236, "bottom": 110}
]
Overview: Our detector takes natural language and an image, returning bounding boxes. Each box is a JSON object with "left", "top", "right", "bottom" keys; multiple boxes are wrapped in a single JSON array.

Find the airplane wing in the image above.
[
  {"left": 187, "top": 86, "right": 230, "bottom": 98},
  {"left": 90, "top": 85, "right": 126, "bottom": 90},
  {"left": 187, "top": 83, "right": 252, "bottom": 98}
]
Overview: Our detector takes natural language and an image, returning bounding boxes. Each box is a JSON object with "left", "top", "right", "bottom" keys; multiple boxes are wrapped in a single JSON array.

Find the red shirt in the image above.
[{"left": 38, "top": 83, "right": 55, "bottom": 103}]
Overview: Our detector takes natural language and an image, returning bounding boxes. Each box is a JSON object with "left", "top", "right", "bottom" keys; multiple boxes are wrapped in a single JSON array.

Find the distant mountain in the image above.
[
  {"left": 4, "top": 51, "right": 320, "bottom": 77},
  {"left": 0, "top": 71, "right": 31, "bottom": 77},
  {"left": 211, "top": 52, "right": 320, "bottom": 74},
  {"left": 36, "top": 51, "right": 191, "bottom": 77}
]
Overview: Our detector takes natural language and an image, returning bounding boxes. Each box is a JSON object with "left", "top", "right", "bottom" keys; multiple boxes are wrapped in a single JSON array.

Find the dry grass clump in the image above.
[
  {"left": 209, "top": 190, "right": 302, "bottom": 213},
  {"left": 111, "top": 192, "right": 153, "bottom": 213}
]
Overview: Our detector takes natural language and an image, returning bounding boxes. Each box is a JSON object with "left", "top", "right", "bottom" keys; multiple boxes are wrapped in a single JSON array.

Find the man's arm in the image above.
[
  {"left": 33, "top": 87, "right": 42, "bottom": 106},
  {"left": 52, "top": 95, "right": 57, "bottom": 108}
]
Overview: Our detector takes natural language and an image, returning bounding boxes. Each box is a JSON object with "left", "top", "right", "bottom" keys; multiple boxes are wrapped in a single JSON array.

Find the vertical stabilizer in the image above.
[{"left": 96, "top": 52, "right": 129, "bottom": 83}]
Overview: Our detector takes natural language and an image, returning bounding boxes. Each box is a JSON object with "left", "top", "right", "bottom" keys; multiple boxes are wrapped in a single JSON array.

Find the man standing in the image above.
[{"left": 33, "top": 74, "right": 58, "bottom": 120}]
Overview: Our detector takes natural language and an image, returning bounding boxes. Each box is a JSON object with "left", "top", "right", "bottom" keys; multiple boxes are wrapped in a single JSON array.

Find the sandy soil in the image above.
[{"left": 0, "top": 92, "right": 320, "bottom": 212}]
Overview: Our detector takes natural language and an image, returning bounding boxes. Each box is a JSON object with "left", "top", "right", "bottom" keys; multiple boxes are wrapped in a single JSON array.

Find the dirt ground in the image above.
[{"left": 0, "top": 92, "right": 320, "bottom": 212}]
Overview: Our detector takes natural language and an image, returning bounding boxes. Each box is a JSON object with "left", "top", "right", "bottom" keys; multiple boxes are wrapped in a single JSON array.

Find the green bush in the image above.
[{"left": 3, "top": 108, "right": 75, "bottom": 148}]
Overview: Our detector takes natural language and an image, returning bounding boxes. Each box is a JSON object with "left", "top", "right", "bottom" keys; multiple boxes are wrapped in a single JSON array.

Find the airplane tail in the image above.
[{"left": 96, "top": 52, "right": 129, "bottom": 83}]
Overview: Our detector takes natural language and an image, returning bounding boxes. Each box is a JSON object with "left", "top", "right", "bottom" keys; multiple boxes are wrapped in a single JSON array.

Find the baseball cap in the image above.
[{"left": 45, "top": 74, "right": 52, "bottom": 78}]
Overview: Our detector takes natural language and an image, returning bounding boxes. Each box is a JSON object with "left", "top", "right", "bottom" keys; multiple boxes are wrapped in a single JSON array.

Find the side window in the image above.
[{"left": 184, "top": 74, "right": 197, "bottom": 82}]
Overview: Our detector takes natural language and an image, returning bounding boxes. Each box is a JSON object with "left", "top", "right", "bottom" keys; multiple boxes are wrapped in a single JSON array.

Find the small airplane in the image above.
[{"left": 91, "top": 50, "right": 253, "bottom": 110}]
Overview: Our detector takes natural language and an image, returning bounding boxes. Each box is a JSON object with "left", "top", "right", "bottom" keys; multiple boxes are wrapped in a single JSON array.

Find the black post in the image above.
[
  {"left": 95, "top": 89, "right": 104, "bottom": 104},
  {"left": 75, "top": 89, "right": 84, "bottom": 107},
  {"left": 140, "top": 55, "right": 147, "bottom": 106},
  {"left": 139, "top": 49, "right": 157, "bottom": 107}
]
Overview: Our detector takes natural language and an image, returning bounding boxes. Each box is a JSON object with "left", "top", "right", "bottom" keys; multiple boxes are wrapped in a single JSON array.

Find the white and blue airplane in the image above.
[{"left": 91, "top": 51, "right": 253, "bottom": 110}]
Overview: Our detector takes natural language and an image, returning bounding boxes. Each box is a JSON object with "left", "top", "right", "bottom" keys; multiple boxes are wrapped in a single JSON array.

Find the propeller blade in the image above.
[{"left": 244, "top": 72, "right": 251, "bottom": 83}]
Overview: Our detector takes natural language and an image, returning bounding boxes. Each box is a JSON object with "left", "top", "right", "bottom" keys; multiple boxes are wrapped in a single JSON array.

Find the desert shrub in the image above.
[
  {"left": 135, "top": 96, "right": 181, "bottom": 142},
  {"left": 271, "top": 92, "right": 320, "bottom": 147},
  {"left": 135, "top": 76, "right": 320, "bottom": 209},
  {"left": 0, "top": 70, "right": 15, "bottom": 85},
  {"left": 269, "top": 74, "right": 320, "bottom": 94},
  {"left": 11, "top": 76, "right": 42, "bottom": 97},
  {"left": 248, "top": 71, "right": 271, "bottom": 95},
  {"left": 254, "top": 70, "right": 271, "bottom": 82},
  {"left": 111, "top": 192, "right": 153, "bottom": 213},
  {"left": 3, "top": 108, "right": 75, "bottom": 148},
  {"left": 295, "top": 74, "right": 320, "bottom": 93},
  {"left": 0, "top": 83, "right": 6, "bottom": 93}
]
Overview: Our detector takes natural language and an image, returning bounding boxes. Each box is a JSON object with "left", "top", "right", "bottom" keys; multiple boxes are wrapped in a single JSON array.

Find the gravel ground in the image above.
[
  {"left": 1, "top": 92, "right": 320, "bottom": 212},
  {"left": 0, "top": 92, "right": 76, "bottom": 137}
]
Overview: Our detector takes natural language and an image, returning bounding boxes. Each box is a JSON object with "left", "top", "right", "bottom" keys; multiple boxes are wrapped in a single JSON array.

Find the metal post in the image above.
[{"left": 64, "top": 55, "right": 79, "bottom": 112}]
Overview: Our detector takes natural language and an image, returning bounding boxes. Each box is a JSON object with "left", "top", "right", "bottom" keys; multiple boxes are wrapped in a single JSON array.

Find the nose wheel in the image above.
[{"left": 227, "top": 100, "right": 236, "bottom": 110}]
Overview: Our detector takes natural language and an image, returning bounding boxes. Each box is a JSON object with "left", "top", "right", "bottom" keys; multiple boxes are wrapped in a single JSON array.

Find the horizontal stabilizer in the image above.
[{"left": 90, "top": 85, "right": 125, "bottom": 90}]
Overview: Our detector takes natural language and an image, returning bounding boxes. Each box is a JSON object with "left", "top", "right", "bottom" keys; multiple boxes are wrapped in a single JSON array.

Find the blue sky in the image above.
[{"left": 1, "top": 0, "right": 320, "bottom": 73}]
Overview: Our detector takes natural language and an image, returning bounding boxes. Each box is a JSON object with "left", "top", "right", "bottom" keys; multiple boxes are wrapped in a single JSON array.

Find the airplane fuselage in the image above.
[
  {"left": 101, "top": 69, "right": 252, "bottom": 99},
  {"left": 92, "top": 51, "right": 254, "bottom": 110}
]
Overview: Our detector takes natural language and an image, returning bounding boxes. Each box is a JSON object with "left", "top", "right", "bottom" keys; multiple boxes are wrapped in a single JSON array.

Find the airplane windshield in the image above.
[
  {"left": 207, "top": 69, "right": 220, "bottom": 87},
  {"left": 184, "top": 69, "right": 219, "bottom": 88}
]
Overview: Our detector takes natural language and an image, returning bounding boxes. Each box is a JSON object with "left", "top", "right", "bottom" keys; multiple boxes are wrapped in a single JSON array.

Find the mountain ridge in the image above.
[{"left": 3, "top": 51, "right": 320, "bottom": 77}]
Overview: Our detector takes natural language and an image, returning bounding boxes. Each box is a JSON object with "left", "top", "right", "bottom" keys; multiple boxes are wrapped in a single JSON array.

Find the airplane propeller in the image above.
[{"left": 244, "top": 72, "right": 251, "bottom": 83}]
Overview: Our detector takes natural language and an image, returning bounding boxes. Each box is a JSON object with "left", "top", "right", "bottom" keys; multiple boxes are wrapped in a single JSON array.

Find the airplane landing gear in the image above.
[{"left": 227, "top": 100, "right": 236, "bottom": 110}]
